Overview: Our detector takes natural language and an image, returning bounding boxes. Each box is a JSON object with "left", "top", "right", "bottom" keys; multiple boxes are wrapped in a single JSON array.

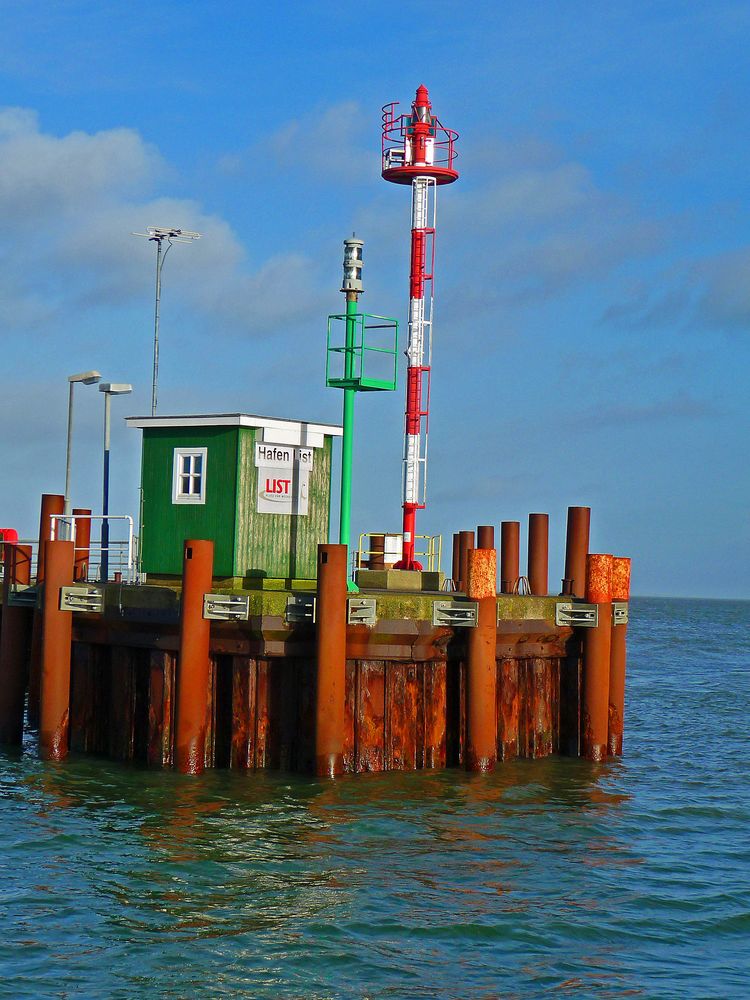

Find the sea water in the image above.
[{"left": 1, "top": 597, "right": 748, "bottom": 998}]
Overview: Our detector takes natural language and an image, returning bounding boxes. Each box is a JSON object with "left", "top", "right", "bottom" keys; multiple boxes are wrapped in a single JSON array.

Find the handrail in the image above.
[
  {"left": 356, "top": 532, "right": 442, "bottom": 573},
  {"left": 50, "top": 513, "right": 136, "bottom": 582}
]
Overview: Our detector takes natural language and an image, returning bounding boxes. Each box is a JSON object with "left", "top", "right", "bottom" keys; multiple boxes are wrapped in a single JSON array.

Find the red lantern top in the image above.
[{"left": 381, "top": 84, "right": 459, "bottom": 186}]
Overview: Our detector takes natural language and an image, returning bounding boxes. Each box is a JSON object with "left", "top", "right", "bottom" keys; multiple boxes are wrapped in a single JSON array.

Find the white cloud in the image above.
[
  {"left": 0, "top": 107, "right": 327, "bottom": 339},
  {"left": 231, "top": 100, "right": 378, "bottom": 185}
]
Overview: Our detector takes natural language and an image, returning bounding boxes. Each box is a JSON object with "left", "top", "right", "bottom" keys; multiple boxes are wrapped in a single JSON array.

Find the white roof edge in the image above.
[{"left": 124, "top": 413, "right": 343, "bottom": 436}]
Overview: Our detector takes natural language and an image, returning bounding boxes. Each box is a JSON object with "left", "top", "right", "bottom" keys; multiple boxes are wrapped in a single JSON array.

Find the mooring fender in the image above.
[
  {"left": 466, "top": 547, "right": 497, "bottom": 772},
  {"left": 314, "top": 544, "right": 347, "bottom": 778},
  {"left": 39, "top": 540, "right": 75, "bottom": 761},
  {"left": 582, "top": 553, "right": 613, "bottom": 762},
  {"left": 174, "top": 539, "right": 214, "bottom": 774},
  {"left": 608, "top": 556, "right": 631, "bottom": 755}
]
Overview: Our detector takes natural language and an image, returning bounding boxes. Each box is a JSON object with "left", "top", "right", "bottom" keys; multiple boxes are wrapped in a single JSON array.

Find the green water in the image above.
[{"left": 1, "top": 597, "right": 749, "bottom": 997}]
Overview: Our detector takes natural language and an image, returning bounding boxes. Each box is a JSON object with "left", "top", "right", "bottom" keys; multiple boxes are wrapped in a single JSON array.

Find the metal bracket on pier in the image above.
[
  {"left": 285, "top": 593, "right": 316, "bottom": 625},
  {"left": 555, "top": 602, "right": 598, "bottom": 628},
  {"left": 348, "top": 597, "right": 377, "bottom": 626},
  {"left": 612, "top": 601, "right": 629, "bottom": 625},
  {"left": 203, "top": 594, "right": 250, "bottom": 622},
  {"left": 8, "top": 585, "right": 38, "bottom": 608},
  {"left": 432, "top": 600, "right": 478, "bottom": 627},
  {"left": 59, "top": 586, "right": 104, "bottom": 614}
]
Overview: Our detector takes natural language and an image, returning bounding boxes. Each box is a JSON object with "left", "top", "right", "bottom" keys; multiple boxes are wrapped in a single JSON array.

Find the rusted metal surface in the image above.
[
  {"left": 72, "top": 508, "right": 91, "bottom": 582},
  {"left": 386, "top": 661, "right": 421, "bottom": 769},
  {"left": 457, "top": 530, "right": 474, "bottom": 592},
  {"left": 467, "top": 548, "right": 496, "bottom": 600},
  {"left": 423, "top": 661, "right": 447, "bottom": 768},
  {"left": 564, "top": 506, "right": 590, "bottom": 599},
  {"left": 612, "top": 556, "right": 631, "bottom": 602},
  {"left": 500, "top": 521, "right": 520, "bottom": 593},
  {"left": 609, "top": 555, "right": 631, "bottom": 755},
  {"left": 36, "top": 494, "right": 64, "bottom": 584},
  {"left": 609, "top": 621, "right": 627, "bottom": 756},
  {"left": 529, "top": 657, "right": 553, "bottom": 758},
  {"left": 255, "top": 659, "right": 271, "bottom": 769},
  {"left": 39, "top": 540, "right": 74, "bottom": 760},
  {"left": 586, "top": 553, "right": 613, "bottom": 604},
  {"left": 465, "top": 549, "right": 497, "bottom": 771},
  {"left": 353, "top": 660, "right": 385, "bottom": 771},
  {"left": 314, "top": 544, "right": 347, "bottom": 777},
  {"left": 476, "top": 525, "right": 494, "bottom": 550},
  {"left": 451, "top": 533, "right": 460, "bottom": 586},
  {"left": 497, "top": 657, "right": 520, "bottom": 760},
  {"left": 0, "top": 545, "right": 33, "bottom": 744},
  {"left": 230, "top": 656, "right": 256, "bottom": 769},
  {"left": 17, "top": 576, "right": 585, "bottom": 771},
  {"left": 174, "top": 539, "right": 214, "bottom": 774},
  {"left": 528, "top": 513, "right": 549, "bottom": 596},
  {"left": 582, "top": 553, "right": 613, "bottom": 762},
  {"left": 148, "top": 650, "right": 174, "bottom": 767}
]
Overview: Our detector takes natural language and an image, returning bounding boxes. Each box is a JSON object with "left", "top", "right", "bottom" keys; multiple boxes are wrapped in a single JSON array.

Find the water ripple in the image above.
[{"left": 1, "top": 597, "right": 749, "bottom": 997}]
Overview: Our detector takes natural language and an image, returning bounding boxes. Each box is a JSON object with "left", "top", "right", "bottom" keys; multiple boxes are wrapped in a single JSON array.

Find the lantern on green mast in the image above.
[{"left": 326, "top": 236, "right": 398, "bottom": 588}]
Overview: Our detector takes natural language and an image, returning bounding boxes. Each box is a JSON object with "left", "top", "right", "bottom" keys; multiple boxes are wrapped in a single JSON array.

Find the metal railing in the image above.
[
  {"left": 50, "top": 513, "right": 137, "bottom": 583},
  {"left": 356, "top": 532, "right": 442, "bottom": 573}
]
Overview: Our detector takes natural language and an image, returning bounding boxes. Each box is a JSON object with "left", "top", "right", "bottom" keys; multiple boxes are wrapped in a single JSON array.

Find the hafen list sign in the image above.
[{"left": 255, "top": 442, "right": 313, "bottom": 516}]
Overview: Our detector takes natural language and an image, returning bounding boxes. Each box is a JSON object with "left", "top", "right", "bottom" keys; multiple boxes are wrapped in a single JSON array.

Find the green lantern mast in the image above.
[{"left": 326, "top": 237, "right": 399, "bottom": 589}]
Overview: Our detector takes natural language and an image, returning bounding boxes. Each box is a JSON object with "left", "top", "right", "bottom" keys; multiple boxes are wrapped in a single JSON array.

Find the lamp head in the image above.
[
  {"left": 99, "top": 383, "right": 133, "bottom": 396},
  {"left": 68, "top": 370, "right": 101, "bottom": 385}
]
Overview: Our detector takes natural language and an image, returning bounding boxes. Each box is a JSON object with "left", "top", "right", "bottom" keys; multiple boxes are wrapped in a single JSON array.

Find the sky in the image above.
[{"left": 0, "top": 0, "right": 748, "bottom": 598}]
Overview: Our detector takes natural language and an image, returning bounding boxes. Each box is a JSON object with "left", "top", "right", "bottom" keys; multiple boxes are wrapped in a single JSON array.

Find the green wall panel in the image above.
[
  {"left": 234, "top": 429, "right": 332, "bottom": 579},
  {"left": 140, "top": 427, "right": 238, "bottom": 576}
]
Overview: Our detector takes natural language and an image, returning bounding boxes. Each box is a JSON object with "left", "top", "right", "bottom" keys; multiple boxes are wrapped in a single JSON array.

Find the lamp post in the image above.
[
  {"left": 64, "top": 371, "right": 101, "bottom": 537},
  {"left": 131, "top": 227, "right": 201, "bottom": 416},
  {"left": 99, "top": 383, "right": 133, "bottom": 582}
]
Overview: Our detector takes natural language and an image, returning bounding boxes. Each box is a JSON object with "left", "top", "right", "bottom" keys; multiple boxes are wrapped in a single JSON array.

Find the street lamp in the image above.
[
  {"left": 65, "top": 371, "right": 101, "bottom": 535},
  {"left": 131, "top": 226, "right": 201, "bottom": 416},
  {"left": 99, "top": 382, "right": 133, "bottom": 582}
]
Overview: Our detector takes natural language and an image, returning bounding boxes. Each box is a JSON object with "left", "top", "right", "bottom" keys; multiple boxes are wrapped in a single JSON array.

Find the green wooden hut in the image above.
[{"left": 126, "top": 413, "right": 342, "bottom": 585}]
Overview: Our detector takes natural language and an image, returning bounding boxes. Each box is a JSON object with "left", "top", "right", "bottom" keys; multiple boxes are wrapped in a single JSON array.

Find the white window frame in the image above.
[{"left": 172, "top": 447, "right": 208, "bottom": 505}]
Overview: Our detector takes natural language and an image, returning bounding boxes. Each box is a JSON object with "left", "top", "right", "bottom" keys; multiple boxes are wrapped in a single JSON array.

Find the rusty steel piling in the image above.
[
  {"left": 36, "top": 493, "right": 65, "bottom": 584},
  {"left": 564, "top": 506, "right": 590, "bottom": 599},
  {"left": 72, "top": 508, "right": 91, "bottom": 581},
  {"left": 315, "top": 544, "right": 347, "bottom": 777},
  {"left": 0, "top": 544, "right": 33, "bottom": 744},
  {"left": 609, "top": 556, "right": 631, "bottom": 755},
  {"left": 528, "top": 513, "right": 549, "bottom": 596},
  {"left": 477, "top": 525, "right": 495, "bottom": 550},
  {"left": 174, "top": 539, "right": 214, "bottom": 774},
  {"left": 457, "top": 530, "right": 474, "bottom": 592},
  {"left": 465, "top": 547, "right": 497, "bottom": 772},
  {"left": 500, "top": 521, "right": 520, "bottom": 593},
  {"left": 452, "top": 533, "right": 461, "bottom": 587},
  {"left": 28, "top": 493, "right": 65, "bottom": 729},
  {"left": 582, "top": 553, "right": 613, "bottom": 762},
  {"left": 39, "top": 540, "right": 75, "bottom": 760}
]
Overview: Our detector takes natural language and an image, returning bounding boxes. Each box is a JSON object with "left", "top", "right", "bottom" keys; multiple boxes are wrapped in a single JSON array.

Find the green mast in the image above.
[
  {"left": 326, "top": 236, "right": 399, "bottom": 587},
  {"left": 339, "top": 292, "right": 358, "bottom": 549}
]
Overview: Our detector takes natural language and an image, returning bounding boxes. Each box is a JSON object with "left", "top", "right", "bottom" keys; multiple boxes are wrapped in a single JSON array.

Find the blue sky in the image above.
[{"left": 0, "top": 1, "right": 748, "bottom": 597}]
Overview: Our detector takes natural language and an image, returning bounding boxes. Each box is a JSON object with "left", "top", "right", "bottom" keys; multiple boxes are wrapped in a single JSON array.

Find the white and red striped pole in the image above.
[
  {"left": 382, "top": 85, "right": 458, "bottom": 571},
  {"left": 399, "top": 173, "right": 434, "bottom": 569}
]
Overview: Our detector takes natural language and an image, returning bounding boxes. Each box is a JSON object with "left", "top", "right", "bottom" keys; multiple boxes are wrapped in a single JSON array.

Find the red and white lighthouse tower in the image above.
[{"left": 381, "top": 85, "right": 459, "bottom": 569}]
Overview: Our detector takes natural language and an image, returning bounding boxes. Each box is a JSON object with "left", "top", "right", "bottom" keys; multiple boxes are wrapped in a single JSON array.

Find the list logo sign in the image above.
[{"left": 255, "top": 443, "right": 313, "bottom": 515}]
